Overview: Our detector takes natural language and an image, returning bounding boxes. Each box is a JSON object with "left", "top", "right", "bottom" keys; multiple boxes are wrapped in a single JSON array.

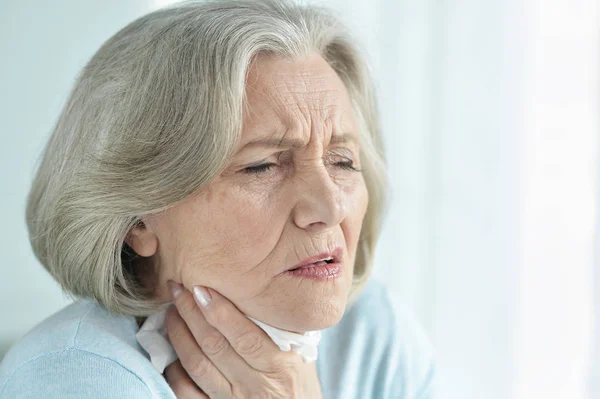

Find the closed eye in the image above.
[
  {"left": 242, "top": 159, "right": 360, "bottom": 175},
  {"left": 336, "top": 160, "right": 361, "bottom": 172},
  {"left": 243, "top": 163, "right": 276, "bottom": 174}
]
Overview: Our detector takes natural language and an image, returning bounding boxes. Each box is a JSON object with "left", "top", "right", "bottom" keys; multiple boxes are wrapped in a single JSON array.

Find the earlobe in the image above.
[{"left": 125, "top": 221, "right": 158, "bottom": 257}]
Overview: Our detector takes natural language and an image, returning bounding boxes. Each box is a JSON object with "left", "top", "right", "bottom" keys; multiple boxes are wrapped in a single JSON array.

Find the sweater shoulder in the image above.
[{"left": 0, "top": 300, "right": 174, "bottom": 398}]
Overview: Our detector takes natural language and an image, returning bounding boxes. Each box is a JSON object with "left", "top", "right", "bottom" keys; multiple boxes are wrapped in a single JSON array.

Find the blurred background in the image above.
[{"left": 0, "top": 0, "right": 598, "bottom": 398}]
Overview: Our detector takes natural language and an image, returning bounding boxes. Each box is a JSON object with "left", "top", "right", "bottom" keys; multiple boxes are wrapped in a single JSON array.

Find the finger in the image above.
[
  {"left": 164, "top": 360, "right": 209, "bottom": 399},
  {"left": 192, "top": 285, "right": 289, "bottom": 372},
  {"left": 171, "top": 282, "right": 259, "bottom": 385},
  {"left": 166, "top": 306, "right": 233, "bottom": 399}
]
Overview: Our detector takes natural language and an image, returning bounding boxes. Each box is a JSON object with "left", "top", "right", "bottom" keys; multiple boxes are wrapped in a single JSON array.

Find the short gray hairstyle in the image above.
[{"left": 26, "top": 0, "right": 387, "bottom": 316}]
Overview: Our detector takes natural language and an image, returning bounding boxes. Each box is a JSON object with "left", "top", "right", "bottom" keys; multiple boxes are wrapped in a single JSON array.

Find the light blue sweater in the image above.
[{"left": 0, "top": 279, "right": 434, "bottom": 398}]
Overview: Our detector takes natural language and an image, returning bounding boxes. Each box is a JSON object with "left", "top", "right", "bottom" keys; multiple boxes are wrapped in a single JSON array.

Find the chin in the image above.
[
  {"left": 239, "top": 266, "right": 355, "bottom": 333},
  {"left": 296, "top": 306, "right": 347, "bottom": 331},
  {"left": 272, "top": 270, "right": 354, "bottom": 332},
  {"left": 270, "top": 290, "right": 350, "bottom": 332}
]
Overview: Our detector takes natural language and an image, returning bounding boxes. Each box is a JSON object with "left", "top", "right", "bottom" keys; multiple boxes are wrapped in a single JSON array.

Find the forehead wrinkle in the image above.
[
  {"left": 267, "top": 66, "right": 343, "bottom": 107},
  {"left": 241, "top": 54, "right": 358, "bottom": 152},
  {"left": 274, "top": 89, "right": 344, "bottom": 143},
  {"left": 240, "top": 131, "right": 358, "bottom": 151}
]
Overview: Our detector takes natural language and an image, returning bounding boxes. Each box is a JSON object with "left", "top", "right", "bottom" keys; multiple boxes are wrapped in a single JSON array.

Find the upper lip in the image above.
[{"left": 285, "top": 247, "right": 343, "bottom": 272}]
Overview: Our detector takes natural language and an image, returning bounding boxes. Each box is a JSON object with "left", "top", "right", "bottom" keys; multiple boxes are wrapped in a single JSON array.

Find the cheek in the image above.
[
  {"left": 172, "top": 183, "right": 286, "bottom": 287},
  {"left": 342, "top": 177, "right": 369, "bottom": 257}
]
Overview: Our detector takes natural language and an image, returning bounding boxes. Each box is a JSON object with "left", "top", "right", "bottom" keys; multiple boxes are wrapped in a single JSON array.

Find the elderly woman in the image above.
[{"left": 0, "top": 0, "right": 434, "bottom": 398}]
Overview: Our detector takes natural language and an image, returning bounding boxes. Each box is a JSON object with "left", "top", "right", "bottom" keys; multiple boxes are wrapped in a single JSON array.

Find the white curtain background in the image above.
[{"left": 1, "top": 1, "right": 598, "bottom": 398}]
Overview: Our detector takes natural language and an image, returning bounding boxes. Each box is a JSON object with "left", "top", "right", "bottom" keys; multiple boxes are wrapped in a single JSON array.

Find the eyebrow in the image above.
[{"left": 242, "top": 133, "right": 358, "bottom": 149}]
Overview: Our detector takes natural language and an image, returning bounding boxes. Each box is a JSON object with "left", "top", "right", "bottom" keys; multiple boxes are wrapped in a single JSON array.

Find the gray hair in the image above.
[{"left": 26, "top": 0, "right": 387, "bottom": 316}]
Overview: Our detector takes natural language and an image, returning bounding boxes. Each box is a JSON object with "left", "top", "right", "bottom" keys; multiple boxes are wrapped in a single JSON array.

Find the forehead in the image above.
[{"left": 240, "top": 52, "right": 357, "bottom": 143}]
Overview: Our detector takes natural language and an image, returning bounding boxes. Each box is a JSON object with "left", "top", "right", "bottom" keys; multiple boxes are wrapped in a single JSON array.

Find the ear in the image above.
[{"left": 125, "top": 221, "right": 158, "bottom": 257}]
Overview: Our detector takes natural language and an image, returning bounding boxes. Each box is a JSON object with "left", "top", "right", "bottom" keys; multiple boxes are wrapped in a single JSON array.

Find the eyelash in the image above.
[
  {"left": 243, "top": 161, "right": 361, "bottom": 175},
  {"left": 243, "top": 163, "right": 276, "bottom": 174}
]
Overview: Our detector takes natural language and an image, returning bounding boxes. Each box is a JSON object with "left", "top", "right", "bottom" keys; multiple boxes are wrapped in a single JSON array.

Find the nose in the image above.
[{"left": 291, "top": 166, "right": 346, "bottom": 233}]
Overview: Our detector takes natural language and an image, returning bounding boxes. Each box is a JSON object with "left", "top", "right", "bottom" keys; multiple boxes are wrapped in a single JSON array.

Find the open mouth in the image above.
[
  {"left": 288, "top": 257, "right": 334, "bottom": 271},
  {"left": 285, "top": 247, "right": 343, "bottom": 273}
]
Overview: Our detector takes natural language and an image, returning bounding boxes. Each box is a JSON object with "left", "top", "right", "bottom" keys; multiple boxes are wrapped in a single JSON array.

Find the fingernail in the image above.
[
  {"left": 193, "top": 285, "right": 211, "bottom": 307},
  {"left": 167, "top": 280, "right": 183, "bottom": 299}
]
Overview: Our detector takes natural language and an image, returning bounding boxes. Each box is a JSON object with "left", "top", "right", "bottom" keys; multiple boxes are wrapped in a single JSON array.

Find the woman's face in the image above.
[{"left": 131, "top": 52, "right": 368, "bottom": 332}]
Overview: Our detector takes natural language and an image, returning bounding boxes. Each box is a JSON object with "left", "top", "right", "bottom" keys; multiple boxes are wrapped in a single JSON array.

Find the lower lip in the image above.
[{"left": 284, "top": 262, "right": 342, "bottom": 280}]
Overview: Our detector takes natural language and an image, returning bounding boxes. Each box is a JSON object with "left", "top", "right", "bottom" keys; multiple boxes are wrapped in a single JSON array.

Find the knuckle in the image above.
[
  {"left": 168, "top": 326, "right": 184, "bottom": 343},
  {"left": 186, "top": 355, "right": 212, "bottom": 379},
  {"left": 177, "top": 295, "right": 198, "bottom": 317},
  {"left": 200, "top": 332, "right": 229, "bottom": 356},
  {"left": 205, "top": 302, "right": 229, "bottom": 326},
  {"left": 268, "top": 364, "right": 293, "bottom": 378},
  {"left": 269, "top": 352, "right": 294, "bottom": 371},
  {"left": 234, "top": 329, "right": 264, "bottom": 356},
  {"left": 166, "top": 315, "right": 185, "bottom": 341}
]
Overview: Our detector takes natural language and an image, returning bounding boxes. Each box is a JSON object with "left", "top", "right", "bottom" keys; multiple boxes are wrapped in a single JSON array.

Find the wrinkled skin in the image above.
[
  {"left": 126, "top": 52, "right": 370, "bottom": 398},
  {"left": 128, "top": 52, "right": 369, "bottom": 333}
]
